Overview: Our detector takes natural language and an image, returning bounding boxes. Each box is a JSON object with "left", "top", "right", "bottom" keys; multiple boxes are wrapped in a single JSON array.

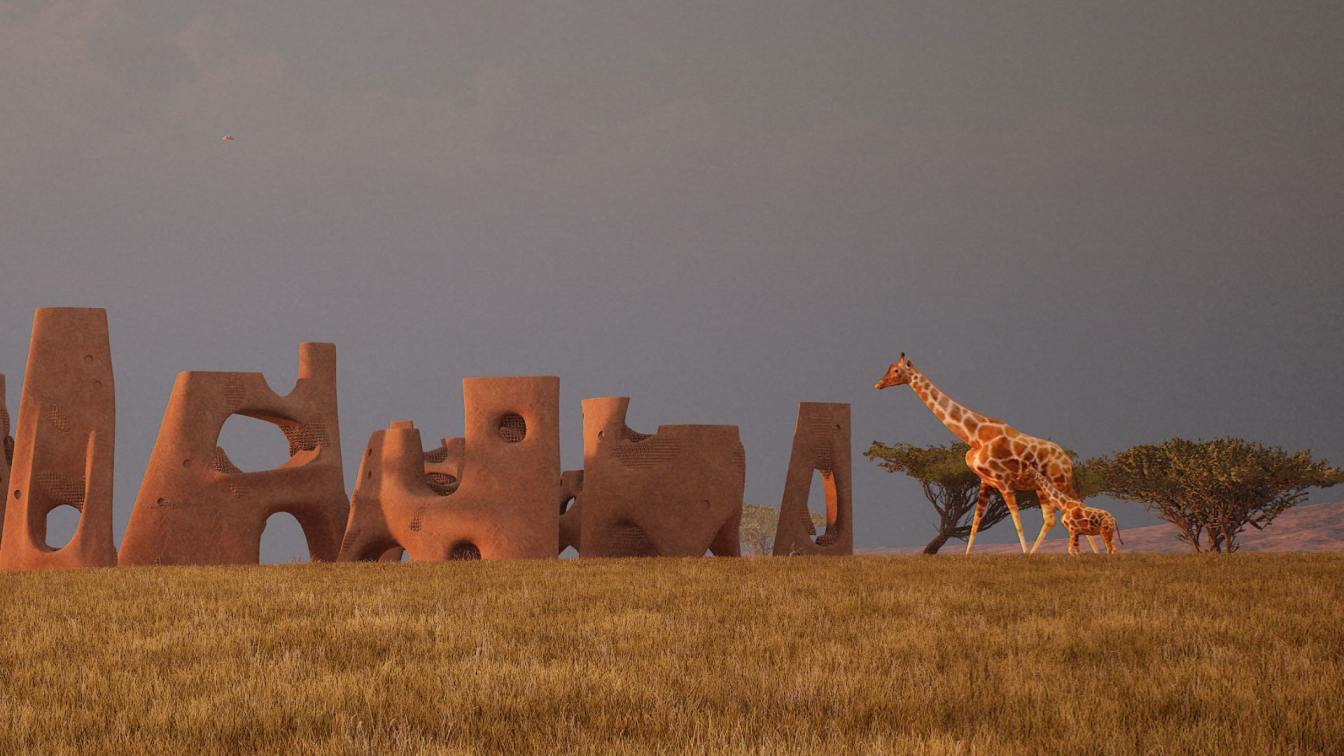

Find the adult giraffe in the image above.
[{"left": 874, "top": 353, "right": 1077, "bottom": 554}]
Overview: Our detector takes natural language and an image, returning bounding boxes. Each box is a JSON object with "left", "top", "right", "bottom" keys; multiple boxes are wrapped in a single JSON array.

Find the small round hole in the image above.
[
  {"left": 498, "top": 413, "right": 526, "bottom": 443},
  {"left": 182, "top": 459, "right": 192, "bottom": 468},
  {"left": 13, "top": 489, "right": 20, "bottom": 499},
  {"left": 83, "top": 354, "right": 95, "bottom": 364}
]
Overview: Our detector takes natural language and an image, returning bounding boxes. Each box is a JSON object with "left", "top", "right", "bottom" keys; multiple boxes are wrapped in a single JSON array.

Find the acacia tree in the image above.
[
  {"left": 864, "top": 441, "right": 1050, "bottom": 554},
  {"left": 1093, "top": 437, "right": 1341, "bottom": 553}
]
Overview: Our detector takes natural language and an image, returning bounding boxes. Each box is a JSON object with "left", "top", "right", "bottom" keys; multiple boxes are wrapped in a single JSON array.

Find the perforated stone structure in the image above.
[
  {"left": 772, "top": 402, "right": 853, "bottom": 556},
  {"left": 118, "top": 343, "right": 348, "bottom": 565},
  {"left": 572, "top": 397, "right": 743, "bottom": 558},
  {"left": 0, "top": 308, "right": 118, "bottom": 570},
  {"left": 338, "top": 376, "right": 561, "bottom": 561}
]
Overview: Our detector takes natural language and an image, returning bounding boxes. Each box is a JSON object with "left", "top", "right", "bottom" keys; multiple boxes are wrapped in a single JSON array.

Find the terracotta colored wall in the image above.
[
  {"left": 572, "top": 397, "right": 743, "bottom": 558},
  {"left": 772, "top": 402, "right": 853, "bottom": 556},
  {"left": 118, "top": 343, "right": 348, "bottom": 565},
  {"left": 0, "top": 308, "right": 117, "bottom": 570},
  {"left": 339, "top": 376, "right": 561, "bottom": 561},
  {"left": 0, "top": 375, "right": 11, "bottom": 535}
]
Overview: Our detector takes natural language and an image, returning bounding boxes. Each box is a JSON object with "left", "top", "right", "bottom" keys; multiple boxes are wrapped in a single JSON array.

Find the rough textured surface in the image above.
[
  {"left": 772, "top": 402, "right": 853, "bottom": 556},
  {"left": 118, "top": 343, "right": 348, "bottom": 565},
  {"left": 339, "top": 376, "right": 561, "bottom": 561},
  {"left": 5, "top": 555, "right": 1340, "bottom": 753},
  {"left": 0, "top": 308, "right": 118, "bottom": 570},
  {"left": 574, "top": 397, "right": 743, "bottom": 558}
]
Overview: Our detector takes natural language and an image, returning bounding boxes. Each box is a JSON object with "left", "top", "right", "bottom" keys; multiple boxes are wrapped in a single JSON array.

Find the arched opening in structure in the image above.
[
  {"left": 259, "top": 512, "right": 308, "bottom": 564},
  {"left": 216, "top": 414, "right": 294, "bottom": 473},
  {"left": 807, "top": 469, "right": 839, "bottom": 546},
  {"left": 44, "top": 504, "right": 81, "bottom": 550},
  {"left": 560, "top": 545, "right": 578, "bottom": 559},
  {"left": 449, "top": 542, "right": 481, "bottom": 560}
]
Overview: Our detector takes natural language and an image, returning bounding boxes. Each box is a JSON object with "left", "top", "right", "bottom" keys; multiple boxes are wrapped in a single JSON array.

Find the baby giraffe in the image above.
[{"left": 1030, "top": 470, "right": 1121, "bottom": 555}]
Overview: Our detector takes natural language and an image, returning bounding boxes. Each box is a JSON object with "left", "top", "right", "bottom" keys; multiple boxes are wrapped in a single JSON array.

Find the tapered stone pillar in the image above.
[
  {"left": 0, "top": 308, "right": 117, "bottom": 570},
  {"left": 772, "top": 402, "right": 853, "bottom": 556}
]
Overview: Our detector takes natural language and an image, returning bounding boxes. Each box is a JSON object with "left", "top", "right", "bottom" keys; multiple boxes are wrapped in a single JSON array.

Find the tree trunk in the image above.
[{"left": 923, "top": 532, "right": 952, "bottom": 555}]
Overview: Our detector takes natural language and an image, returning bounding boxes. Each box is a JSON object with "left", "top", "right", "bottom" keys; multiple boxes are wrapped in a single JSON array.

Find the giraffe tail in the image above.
[{"left": 1116, "top": 524, "right": 1125, "bottom": 546}]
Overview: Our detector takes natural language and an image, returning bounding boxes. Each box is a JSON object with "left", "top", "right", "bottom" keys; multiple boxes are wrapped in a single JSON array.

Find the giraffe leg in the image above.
[
  {"left": 1003, "top": 490, "right": 1028, "bottom": 554},
  {"left": 1030, "top": 497, "right": 1056, "bottom": 555},
  {"left": 1085, "top": 535, "right": 1100, "bottom": 554},
  {"left": 1103, "top": 527, "right": 1117, "bottom": 554},
  {"left": 1068, "top": 531, "right": 1080, "bottom": 556},
  {"left": 965, "top": 481, "right": 992, "bottom": 555}
]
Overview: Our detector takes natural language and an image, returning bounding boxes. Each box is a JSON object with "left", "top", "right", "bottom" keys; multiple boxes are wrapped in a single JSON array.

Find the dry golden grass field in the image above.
[{"left": 2, "top": 554, "right": 1342, "bottom": 754}]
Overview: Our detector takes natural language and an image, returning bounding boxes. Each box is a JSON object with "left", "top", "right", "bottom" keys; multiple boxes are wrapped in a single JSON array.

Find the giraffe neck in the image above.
[
  {"left": 908, "top": 371, "right": 983, "bottom": 444},
  {"left": 1036, "top": 474, "right": 1078, "bottom": 512}
]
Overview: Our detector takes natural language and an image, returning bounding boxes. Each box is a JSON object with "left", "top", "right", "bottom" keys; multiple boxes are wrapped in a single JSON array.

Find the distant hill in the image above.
[{"left": 864, "top": 500, "right": 1344, "bottom": 554}]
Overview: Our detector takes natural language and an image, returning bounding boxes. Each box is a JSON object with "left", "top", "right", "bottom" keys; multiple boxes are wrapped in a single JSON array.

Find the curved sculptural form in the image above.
[
  {"left": 772, "top": 402, "right": 853, "bottom": 556},
  {"left": 572, "top": 397, "right": 743, "bottom": 558},
  {"left": 0, "top": 375, "right": 11, "bottom": 524},
  {"left": 118, "top": 343, "right": 348, "bottom": 565},
  {"left": 338, "top": 376, "right": 561, "bottom": 561},
  {"left": 0, "top": 308, "right": 117, "bottom": 570}
]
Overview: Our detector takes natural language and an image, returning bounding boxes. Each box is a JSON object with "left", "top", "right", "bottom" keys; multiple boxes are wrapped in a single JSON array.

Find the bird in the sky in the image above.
[{"left": 221, "top": 135, "right": 235, "bottom": 141}]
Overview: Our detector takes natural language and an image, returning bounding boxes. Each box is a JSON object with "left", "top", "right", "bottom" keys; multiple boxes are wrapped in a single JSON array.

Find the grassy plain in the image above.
[{"left": 1, "top": 554, "right": 1341, "bottom": 754}]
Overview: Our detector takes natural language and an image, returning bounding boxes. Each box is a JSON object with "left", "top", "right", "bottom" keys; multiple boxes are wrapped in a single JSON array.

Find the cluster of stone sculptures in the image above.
[{"left": 0, "top": 308, "right": 854, "bottom": 571}]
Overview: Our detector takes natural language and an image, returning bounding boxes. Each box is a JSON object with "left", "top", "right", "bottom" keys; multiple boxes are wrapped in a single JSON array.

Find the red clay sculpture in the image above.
[
  {"left": 0, "top": 308, "right": 118, "bottom": 570},
  {"left": 772, "top": 402, "right": 853, "bottom": 556},
  {"left": 117, "top": 343, "right": 349, "bottom": 565},
  {"left": 568, "top": 397, "right": 743, "bottom": 557},
  {"left": 0, "top": 375, "right": 11, "bottom": 524},
  {"left": 557, "top": 469, "right": 584, "bottom": 554},
  {"left": 338, "top": 376, "right": 561, "bottom": 561}
]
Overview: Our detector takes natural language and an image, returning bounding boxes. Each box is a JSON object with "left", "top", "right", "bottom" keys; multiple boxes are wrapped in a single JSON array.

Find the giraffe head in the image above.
[{"left": 874, "top": 353, "right": 916, "bottom": 390}]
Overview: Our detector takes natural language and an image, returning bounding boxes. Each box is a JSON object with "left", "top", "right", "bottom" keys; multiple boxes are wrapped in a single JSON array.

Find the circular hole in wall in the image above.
[{"left": 498, "top": 413, "right": 526, "bottom": 443}]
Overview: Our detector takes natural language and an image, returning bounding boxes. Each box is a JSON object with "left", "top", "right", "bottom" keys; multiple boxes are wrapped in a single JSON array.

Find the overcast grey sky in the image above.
[{"left": 2, "top": 1, "right": 1341, "bottom": 560}]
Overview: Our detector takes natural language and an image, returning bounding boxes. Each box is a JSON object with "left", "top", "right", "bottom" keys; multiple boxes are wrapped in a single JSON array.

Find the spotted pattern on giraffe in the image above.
[{"left": 875, "top": 353, "right": 1079, "bottom": 555}]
